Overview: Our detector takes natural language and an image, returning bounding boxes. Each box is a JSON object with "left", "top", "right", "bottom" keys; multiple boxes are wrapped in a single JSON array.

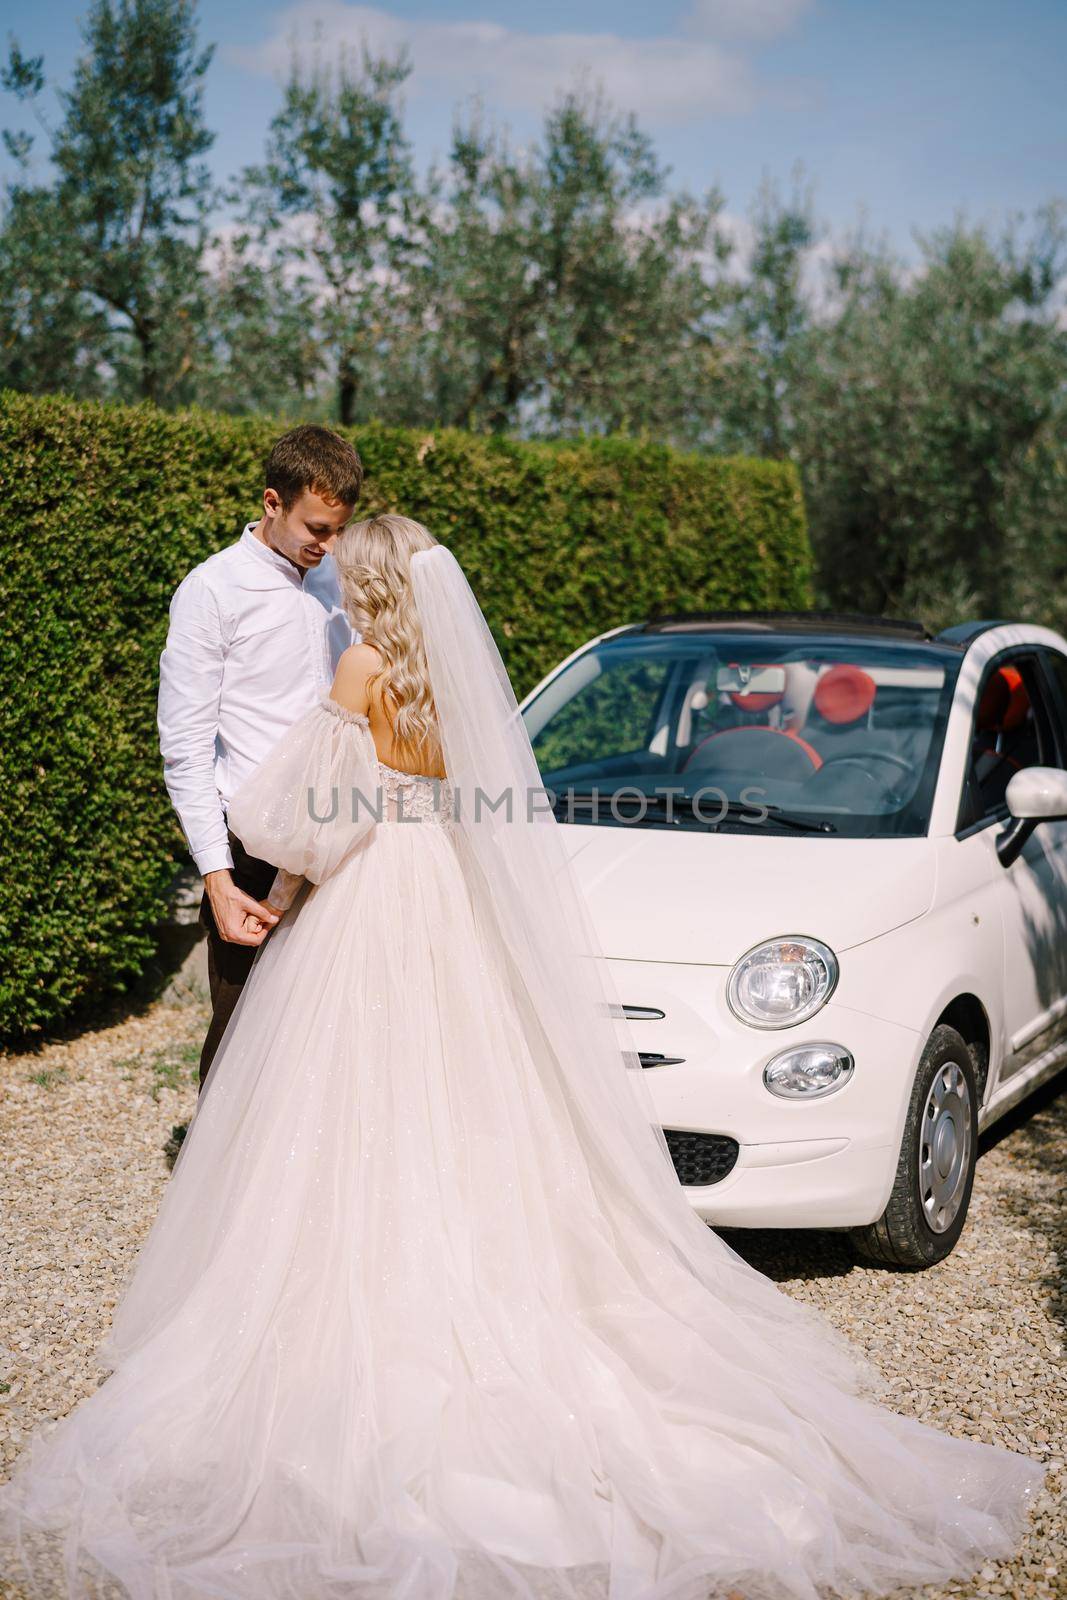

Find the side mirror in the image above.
[
  {"left": 997, "top": 766, "right": 1067, "bottom": 867},
  {"left": 1005, "top": 765, "right": 1067, "bottom": 821}
]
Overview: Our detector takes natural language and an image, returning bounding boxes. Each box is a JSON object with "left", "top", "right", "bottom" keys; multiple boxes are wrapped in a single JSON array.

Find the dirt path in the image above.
[{"left": 1, "top": 1000, "right": 1063, "bottom": 1598}]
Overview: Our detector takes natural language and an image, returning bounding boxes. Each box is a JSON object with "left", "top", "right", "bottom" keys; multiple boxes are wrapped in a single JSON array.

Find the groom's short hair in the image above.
[{"left": 266, "top": 425, "right": 364, "bottom": 511}]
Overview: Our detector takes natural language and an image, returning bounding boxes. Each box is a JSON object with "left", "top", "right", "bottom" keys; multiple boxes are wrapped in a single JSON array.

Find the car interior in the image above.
[
  {"left": 528, "top": 638, "right": 959, "bottom": 833},
  {"left": 969, "top": 663, "right": 1038, "bottom": 814},
  {"left": 957, "top": 653, "right": 1064, "bottom": 828},
  {"left": 675, "top": 655, "right": 945, "bottom": 817}
]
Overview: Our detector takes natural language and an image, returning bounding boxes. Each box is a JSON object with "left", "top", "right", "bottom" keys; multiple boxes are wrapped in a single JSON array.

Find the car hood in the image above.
[{"left": 557, "top": 826, "right": 935, "bottom": 965}]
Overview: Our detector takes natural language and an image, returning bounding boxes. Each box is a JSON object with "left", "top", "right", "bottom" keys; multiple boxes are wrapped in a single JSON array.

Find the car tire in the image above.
[{"left": 849, "top": 1024, "right": 979, "bottom": 1270}]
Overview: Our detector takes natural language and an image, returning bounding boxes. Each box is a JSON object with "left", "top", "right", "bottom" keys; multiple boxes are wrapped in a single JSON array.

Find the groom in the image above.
[{"left": 157, "top": 424, "right": 363, "bottom": 1093}]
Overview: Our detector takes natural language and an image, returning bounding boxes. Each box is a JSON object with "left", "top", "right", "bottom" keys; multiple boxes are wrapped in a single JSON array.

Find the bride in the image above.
[{"left": 0, "top": 516, "right": 1046, "bottom": 1600}]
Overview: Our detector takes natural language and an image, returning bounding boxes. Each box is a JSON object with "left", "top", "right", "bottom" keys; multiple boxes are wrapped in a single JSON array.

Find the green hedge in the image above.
[{"left": 0, "top": 390, "right": 812, "bottom": 1045}]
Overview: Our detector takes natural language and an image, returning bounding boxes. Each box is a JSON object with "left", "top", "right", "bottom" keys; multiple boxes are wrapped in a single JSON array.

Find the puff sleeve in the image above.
[
  {"left": 263, "top": 867, "right": 306, "bottom": 914},
  {"left": 225, "top": 695, "right": 382, "bottom": 886}
]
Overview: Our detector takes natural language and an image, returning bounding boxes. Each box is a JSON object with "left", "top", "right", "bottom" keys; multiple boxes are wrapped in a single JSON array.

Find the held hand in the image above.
[
  {"left": 204, "top": 871, "right": 282, "bottom": 945},
  {"left": 244, "top": 898, "right": 288, "bottom": 937}
]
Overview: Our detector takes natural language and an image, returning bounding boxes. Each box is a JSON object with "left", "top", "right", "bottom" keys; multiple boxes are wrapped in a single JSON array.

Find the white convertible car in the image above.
[{"left": 518, "top": 612, "right": 1067, "bottom": 1267}]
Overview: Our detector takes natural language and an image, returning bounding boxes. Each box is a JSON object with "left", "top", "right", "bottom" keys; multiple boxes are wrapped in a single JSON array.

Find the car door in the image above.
[
  {"left": 1030, "top": 643, "right": 1067, "bottom": 1053},
  {"left": 959, "top": 649, "right": 1067, "bottom": 1092}
]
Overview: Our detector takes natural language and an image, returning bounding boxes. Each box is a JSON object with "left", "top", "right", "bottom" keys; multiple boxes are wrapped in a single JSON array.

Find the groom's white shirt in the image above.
[{"left": 157, "top": 522, "right": 357, "bottom": 877}]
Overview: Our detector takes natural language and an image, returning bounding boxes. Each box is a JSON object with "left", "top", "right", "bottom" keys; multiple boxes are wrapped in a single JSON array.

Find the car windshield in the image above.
[{"left": 521, "top": 630, "right": 962, "bottom": 838}]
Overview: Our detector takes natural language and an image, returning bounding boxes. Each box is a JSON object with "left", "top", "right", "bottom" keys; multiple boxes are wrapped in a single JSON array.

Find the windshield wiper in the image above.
[
  {"left": 709, "top": 801, "right": 837, "bottom": 834},
  {"left": 551, "top": 791, "right": 837, "bottom": 834}
]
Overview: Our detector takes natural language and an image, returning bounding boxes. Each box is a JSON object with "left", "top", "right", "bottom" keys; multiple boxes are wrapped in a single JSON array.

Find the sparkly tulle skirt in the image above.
[{"left": 0, "top": 813, "right": 1046, "bottom": 1599}]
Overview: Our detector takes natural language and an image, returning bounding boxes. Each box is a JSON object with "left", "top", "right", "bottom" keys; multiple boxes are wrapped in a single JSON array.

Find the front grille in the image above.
[{"left": 663, "top": 1129, "right": 739, "bottom": 1187}]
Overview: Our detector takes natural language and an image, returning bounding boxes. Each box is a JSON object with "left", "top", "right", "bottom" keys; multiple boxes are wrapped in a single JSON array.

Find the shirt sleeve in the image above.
[
  {"left": 225, "top": 699, "right": 381, "bottom": 884},
  {"left": 157, "top": 569, "right": 233, "bottom": 876}
]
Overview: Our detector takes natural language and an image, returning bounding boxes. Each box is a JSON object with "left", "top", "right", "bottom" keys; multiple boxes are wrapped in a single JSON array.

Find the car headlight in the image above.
[{"left": 726, "top": 936, "right": 838, "bottom": 1029}]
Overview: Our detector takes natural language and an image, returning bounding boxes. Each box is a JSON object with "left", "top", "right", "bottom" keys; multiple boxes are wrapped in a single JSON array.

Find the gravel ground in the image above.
[{"left": 0, "top": 987, "right": 1063, "bottom": 1600}]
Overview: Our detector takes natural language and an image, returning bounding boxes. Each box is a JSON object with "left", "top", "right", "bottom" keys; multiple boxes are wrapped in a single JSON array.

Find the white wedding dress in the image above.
[{"left": 0, "top": 548, "right": 1046, "bottom": 1600}]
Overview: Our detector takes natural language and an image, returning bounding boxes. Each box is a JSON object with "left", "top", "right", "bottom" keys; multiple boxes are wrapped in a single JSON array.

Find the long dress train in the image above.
[{"left": 0, "top": 677, "right": 1046, "bottom": 1600}]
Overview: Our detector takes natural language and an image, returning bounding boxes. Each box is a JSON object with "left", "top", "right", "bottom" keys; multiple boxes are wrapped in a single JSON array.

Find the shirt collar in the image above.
[{"left": 240, "top": 522, "right": 305, "bottom": 587}]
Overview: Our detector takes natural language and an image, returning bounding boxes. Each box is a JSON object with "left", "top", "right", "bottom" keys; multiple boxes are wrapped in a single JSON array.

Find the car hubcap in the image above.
[{"left": 918, "top": 1060, "right": 973, "bottom": 1233}]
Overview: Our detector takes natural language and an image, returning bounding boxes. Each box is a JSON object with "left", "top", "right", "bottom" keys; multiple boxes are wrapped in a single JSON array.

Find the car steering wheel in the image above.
[
  {"left": 812, "top": 750, "right": 918, "bottom": 801},
  {"left": 815, "top": 750, "right": 917, "bottom": 779}
]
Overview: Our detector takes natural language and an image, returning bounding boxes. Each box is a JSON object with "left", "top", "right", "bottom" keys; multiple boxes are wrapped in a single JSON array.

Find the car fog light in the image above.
[{"left": 763, "top": 1042, "right": 854, "bottom": 1099}]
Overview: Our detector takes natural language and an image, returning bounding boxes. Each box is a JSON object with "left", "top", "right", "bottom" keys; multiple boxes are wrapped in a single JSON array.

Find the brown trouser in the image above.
[{"left": 197, "top": 827, "right": 279, "bottom": 1094}]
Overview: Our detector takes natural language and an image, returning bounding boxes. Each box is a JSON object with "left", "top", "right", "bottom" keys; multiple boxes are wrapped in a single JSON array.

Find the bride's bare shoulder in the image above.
[{"left": 329, "top": 642, "right": 382, "bottom": 717}]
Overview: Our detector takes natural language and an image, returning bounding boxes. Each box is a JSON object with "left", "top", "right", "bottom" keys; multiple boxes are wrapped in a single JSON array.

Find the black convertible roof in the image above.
[
  {"left": 633, "top": 609, "right": 931, "bottom": 639},
  {"left": 624, "top": 611, "right": 1011, "bottom": 648}
]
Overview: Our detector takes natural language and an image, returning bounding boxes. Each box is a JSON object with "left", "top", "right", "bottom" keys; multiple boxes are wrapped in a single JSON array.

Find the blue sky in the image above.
[{"left": 4, "top": 0, "right": 1065, "bottom": 259}]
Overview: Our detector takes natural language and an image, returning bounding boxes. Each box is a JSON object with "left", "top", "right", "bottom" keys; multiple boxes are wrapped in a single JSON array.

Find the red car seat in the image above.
[
  {"left": 970, "top": 664, "right": 1034, "bottom": 810},
  {"left": 803, "top": 664, "right": 877, "bottom": 751},
  {"left": 682, "top": 666, "right": 823, "bottom": 781}
]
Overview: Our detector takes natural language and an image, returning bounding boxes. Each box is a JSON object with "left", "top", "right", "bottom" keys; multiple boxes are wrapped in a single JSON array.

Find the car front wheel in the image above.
[{"left": 849, "top": 1024, "right": 979, "bottom": 1269}]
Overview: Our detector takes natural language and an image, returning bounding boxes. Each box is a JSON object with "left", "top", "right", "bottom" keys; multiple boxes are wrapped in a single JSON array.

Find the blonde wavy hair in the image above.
[{"left": 333, "top": 513, "right": 445, "bottom": 773}]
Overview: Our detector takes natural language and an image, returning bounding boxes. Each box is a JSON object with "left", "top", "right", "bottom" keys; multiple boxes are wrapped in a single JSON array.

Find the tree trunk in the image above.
[
  {"left": 138, "top": 324, "right": 158, "bottom": 405},
  {"left": 338, "top": 351, "right": 357, "bottom": 426}
]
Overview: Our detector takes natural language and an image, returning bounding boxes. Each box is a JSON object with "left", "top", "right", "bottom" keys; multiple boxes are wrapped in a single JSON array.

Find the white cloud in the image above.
[
  {"left": 226, "top": 2, "right": 764, "bottom": 123},
  {"left": 683, "top": 0, "right": 815, "bottom": 42}
]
